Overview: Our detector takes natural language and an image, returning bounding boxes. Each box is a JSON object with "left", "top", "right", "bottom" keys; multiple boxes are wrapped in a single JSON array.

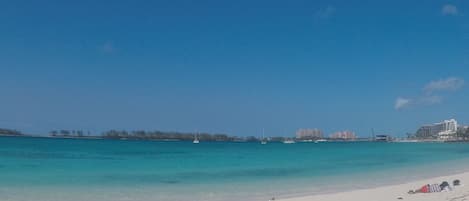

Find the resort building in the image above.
[
  {"left": 415, "top": 119, "right": 458, "bottom": 140},
  {"left": 458, "top": 125, "right": 468, "bottom": 134},
  {"left": 295, "top": 128, "right": 323, "bottom": 139},
  {"left": 330, "top": 131, "right": 356, "bottom": 140}
]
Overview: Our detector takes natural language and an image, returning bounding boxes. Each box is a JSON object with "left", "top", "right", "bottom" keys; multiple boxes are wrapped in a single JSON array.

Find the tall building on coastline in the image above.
[
  {"left": 415, "top": 119, "right": 458, "bottom": 140},
  {"left": 330, "top": 130, "right": 356, "bottom": 140},
  {"left": 295, "top": 128, "right": 323, "bottom": 139}
]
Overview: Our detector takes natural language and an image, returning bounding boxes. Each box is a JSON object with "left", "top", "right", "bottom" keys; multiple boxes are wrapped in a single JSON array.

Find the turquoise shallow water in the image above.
[{"left": 2, "top": 136, "right": 469, "bottom": 201}]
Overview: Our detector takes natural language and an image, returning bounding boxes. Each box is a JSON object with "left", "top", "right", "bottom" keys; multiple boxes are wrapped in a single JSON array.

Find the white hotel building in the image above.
[{"left": 416, "top": 119, "right": 458, "bottom": 140}]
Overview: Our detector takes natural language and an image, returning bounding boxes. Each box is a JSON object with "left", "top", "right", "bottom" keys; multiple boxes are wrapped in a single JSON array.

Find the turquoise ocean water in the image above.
[{"left": 2, "top": 136, "right": 469, "bottom": 201}]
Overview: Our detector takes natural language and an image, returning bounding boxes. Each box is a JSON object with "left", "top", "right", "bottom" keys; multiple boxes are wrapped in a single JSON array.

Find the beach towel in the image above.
[
  {"left": 420, "top": 185, "right": 429, "bottom": 193},
  {"left": 429, "top": 184, "right": 441, "bottom": 193}
]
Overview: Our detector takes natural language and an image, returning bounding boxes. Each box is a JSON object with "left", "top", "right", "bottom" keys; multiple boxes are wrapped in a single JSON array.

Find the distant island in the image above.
[
  {"left": 1, "top": 120, "right": 469, "bottom": 143},
  {"left": 0, "top": 127, "right": 367, "bottom": 142},
  {"left": 0, "top": 128, "right": 23, "bottom": 136},
  {"left": 0, "top": 128, "right": 265, "bottom": 142},
  {"left": 51, "top": 129, "right": 297, "bottom": 142},
  {"left": 48, "top": 129, "right": 372, "bottom": 142}
]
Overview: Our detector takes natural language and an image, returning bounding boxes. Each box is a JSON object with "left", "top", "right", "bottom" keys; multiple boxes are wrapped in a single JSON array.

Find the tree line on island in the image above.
[
  {"left": 102, "top": 130, "right": 237, "bottom": 141},
  {"left": 2, "top": 126, "right": 469, "bottom": 142},
  {"left": 49, "top": 130, "right": 91, "bottom": 137},
  {"left": 0, "top": 128, "right": 22, "bottom": 136},
  {"left": 0, "top": 127, "right": 289, "bottom": 142},
  {"left": 102, "top": 130, "right": 291, "bottom": 142},
  {"left": 49, "top": 129, "right": 279, "bottom": 142}
]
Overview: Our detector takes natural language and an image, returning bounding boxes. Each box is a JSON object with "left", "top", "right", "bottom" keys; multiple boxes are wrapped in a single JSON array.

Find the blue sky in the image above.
[{"left": 0, "top": 0, "right": 468, "bottom": 137}]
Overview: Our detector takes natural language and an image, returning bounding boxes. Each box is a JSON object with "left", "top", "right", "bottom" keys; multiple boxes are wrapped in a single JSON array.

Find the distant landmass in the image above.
[
  {"left": 2, "top": 126, "right": 468, "bottom": 143},
  {"left": 0, "top": 128, "right": 23, "bottom": 136},
  {"left": 0, "top": 127, "right": 364, "bottom": 142}
]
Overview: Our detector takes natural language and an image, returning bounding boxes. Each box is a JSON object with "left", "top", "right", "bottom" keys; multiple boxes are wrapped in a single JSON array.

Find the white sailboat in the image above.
[
  {"left": 283, "top": 139, "right": 295, "bottom": 144},
  {"left": 261, "top": 128, "right": 267, "bottom": 145},
  {"left": 314, "top": 139, "right": 327, "bottom": 143},
  {"left": 193, "top": 133, "right": 200, "bottom": 144}
]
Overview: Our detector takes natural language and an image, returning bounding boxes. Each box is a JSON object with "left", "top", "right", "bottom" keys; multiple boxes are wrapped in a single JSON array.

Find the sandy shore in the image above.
[{"left": 279, "top": 171, "right": 469, "bottom": 201}]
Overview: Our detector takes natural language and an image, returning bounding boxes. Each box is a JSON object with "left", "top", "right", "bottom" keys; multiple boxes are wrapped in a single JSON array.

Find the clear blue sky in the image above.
[{"left": 0, "top": 0, "right": 468, "bottom": 137}]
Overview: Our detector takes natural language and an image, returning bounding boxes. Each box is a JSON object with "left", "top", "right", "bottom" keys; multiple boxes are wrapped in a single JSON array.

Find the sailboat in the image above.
[
  {"left": 283, "top": 139, "right": 295, "bottom": 144},
  {"left": 314, "top": 139, "right": 327, "bottom": 143},
  {"left": 193, "top": 133, "right": 200, "bottom": 144},
  {"left": 261, "top": 129, "right": 267, "bottom": 145}
]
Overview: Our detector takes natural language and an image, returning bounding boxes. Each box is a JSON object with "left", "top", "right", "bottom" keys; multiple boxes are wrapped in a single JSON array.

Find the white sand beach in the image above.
[{"left": 280, "top": 171, "right": 469, "bottom": 201}]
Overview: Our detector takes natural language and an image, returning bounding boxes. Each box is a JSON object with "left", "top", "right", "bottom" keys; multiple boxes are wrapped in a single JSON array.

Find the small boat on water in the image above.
[
  {"left": 314, "top": 139, "right": 327, "bottom": 143},
  {"left": 193, "top": 133, "right": 200, "bottom": 144},
  {"left": 374, "top": 135, "right": 391, "bottom": 142},
  {"left": 260, "top": 128, "right": 267, "bottom": 145},
  {"left": 394, "top": 139, "right": 419, "bottom": 143},
  {"left": 283, "top": 139, "right": 295, "bottom": 144}
]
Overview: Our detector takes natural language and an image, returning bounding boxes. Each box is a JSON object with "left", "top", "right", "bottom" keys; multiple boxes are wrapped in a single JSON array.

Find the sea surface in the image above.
[{"left": 2, "top": 136, "right": 469, "bottom": 201}]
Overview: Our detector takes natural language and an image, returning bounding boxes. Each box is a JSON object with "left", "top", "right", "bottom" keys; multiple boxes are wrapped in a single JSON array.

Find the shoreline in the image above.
[{"left": 279, "top": 171, "right": 469, "bottom": 201}]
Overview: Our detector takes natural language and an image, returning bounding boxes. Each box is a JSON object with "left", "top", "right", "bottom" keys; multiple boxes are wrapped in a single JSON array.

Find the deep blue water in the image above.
[{"left": 1, "top": 136, "right": 469, "bottom": 201}]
